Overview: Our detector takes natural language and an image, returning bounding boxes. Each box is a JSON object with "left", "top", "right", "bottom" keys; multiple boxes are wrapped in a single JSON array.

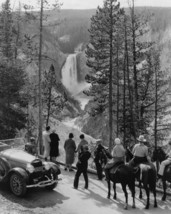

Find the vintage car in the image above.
[{"left": 0, "top": 142, "right": 61, "bottom": 197}]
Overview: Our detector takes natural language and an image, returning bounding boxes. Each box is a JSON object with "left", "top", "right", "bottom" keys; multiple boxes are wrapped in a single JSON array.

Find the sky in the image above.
[{"left": 2, "top": 0, "right": 171, "bottom": 10}]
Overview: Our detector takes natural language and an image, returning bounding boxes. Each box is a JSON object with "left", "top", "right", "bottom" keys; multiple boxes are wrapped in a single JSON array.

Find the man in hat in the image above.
[
  {"left": 129, "top": 135, "right": 149, "bottom": 167},
  {"left": 105, "top": 138, "right": 125, "bottom": 181}
]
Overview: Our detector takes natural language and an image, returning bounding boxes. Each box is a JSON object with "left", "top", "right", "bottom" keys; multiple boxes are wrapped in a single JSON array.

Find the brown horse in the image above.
[
  {"left": 152, "top": 147, "right": 171, "bottom": 201},
  {"left": 126, "top": 148, "right": 158, "bottom": 209},
  {"left": 106, "top": 162, "right": 136, "bottom": 210}
]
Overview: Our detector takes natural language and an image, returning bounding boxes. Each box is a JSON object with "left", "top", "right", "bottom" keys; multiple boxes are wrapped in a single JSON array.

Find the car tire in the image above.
[
  {"left": 10, "top": 173, "right": 27, "bottom": 196},
  {"left": 0, "top": 157, "right": 10, "bottom": 182}
]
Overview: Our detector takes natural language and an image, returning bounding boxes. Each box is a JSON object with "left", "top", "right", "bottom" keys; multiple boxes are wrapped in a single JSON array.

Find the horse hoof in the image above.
[
  {"left": 113, "top": 196, "right": 117, "bottom": 200},
  {"left": 132, "top": 205, "right": 136, "bottom": 209}
]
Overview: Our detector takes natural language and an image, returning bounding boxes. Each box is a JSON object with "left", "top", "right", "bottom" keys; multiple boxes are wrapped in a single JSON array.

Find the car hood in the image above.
[{"left": 0, "top": 149, "right": 37, "bottom": 165}]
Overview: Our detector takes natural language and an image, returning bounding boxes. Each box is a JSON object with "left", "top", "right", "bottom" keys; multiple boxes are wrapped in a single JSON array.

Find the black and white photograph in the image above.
[{"left": 0, "top": 0, "right": 171, "bottom": 213}]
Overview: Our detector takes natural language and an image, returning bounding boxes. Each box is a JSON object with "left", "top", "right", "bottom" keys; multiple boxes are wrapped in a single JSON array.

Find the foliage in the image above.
[
  {"left": 0, "top": 62, "right": 27, "bottom": 139},
  {"left": 42, "top": 64, "right": 67, "bottom": 126},
  {"left": 85, "top": 0, "right": 170, "bottom": 147}
]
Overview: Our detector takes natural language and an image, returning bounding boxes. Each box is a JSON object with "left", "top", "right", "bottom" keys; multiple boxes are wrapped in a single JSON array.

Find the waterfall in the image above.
[{"left": 61, "top": 53, "right": 90, "bottom": 109}]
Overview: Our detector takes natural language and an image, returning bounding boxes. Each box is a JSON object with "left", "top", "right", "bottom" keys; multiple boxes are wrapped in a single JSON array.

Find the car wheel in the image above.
[{"left": 10, "top": 173, "right": 27, "bottom": 196}]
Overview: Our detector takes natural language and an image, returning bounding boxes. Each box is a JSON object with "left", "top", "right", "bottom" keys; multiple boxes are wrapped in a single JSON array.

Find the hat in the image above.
[
  {"left": 137, "top": 135, "right": 146, "bottom": 142},
  {"left": 96, "top": 139, "right": 102, "bottom": 143},
  {"left": 115, "top": 138, "right": 121, "bottom": 145}
]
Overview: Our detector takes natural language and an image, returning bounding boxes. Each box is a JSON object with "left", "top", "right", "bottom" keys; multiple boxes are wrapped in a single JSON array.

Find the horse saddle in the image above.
[{"left": 109, "top": 161, "right": 124, "bottom": 174}]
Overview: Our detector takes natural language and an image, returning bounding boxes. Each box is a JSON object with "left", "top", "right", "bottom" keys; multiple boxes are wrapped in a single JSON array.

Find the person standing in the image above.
[
  {"left": 43, "top": 126, "right": 51, "bottom": 161},
  {"left": 64, "top": 133, "right": 76, "bottom": 171},
  {"left": 73, "top": 144, "right": 91, "bottom": 189},
  {"left": 50, "top": 129, "right": 60, "bottom": 162},
  {"left": 94, "top": 139, "right": 107, "bottom": 180},
  {"left": 77, "top": 134, "right": 88, "bottom": 154}
]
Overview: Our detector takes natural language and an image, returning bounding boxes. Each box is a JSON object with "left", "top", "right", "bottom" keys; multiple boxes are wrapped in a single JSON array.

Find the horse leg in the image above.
[
  {"left": 153, "top": 188, "right": 157, "bottom": 208},
  {"left": 107, "top": 180, "right": 111, "bottom": 199},
  {"left": 128, "top": 181, "right": 136, "bottom": 208},
  {"left": 113, "top": 182, "right": 117, "bottom": 200},
  {"left": 162, "top": 179, "right": 167, "bottom": 201},
  {"left": 144, "top": 186, "right": 150, "bottom": 209},
  {"left": 139, "top": 181, "right": 143, "bottom": 199},
  {"left": 121, "top": 183, "right": 128, "bottom": 210}
]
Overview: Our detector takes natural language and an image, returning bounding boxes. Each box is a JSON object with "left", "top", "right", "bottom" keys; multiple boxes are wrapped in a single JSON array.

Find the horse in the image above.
[
  {"left": 152, "top": 147, "right": 171, "bottom": 201},
  {"left": 106, "top": 160, "right": 136, "bottom": 210},
  {"left": 126, "top": 148, "right": 158, "bottom": 209}
]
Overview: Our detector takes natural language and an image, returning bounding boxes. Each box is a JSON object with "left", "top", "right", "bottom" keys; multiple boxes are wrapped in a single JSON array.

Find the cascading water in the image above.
[
  {"left": 61, "top": 53, "right": 90, "bottom": 109},
  {"left": 61, "top": 54, "right": 79, "bottom": 95}
]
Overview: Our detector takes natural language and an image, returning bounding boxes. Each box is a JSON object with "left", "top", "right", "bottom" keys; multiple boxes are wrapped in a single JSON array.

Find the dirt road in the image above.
[{"left": 0, "top": 168, "right": 171, "bottom": 214}]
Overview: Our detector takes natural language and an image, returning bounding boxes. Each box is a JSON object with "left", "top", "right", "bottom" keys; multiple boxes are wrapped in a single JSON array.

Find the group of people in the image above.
[
  {"left": 94, "top": 134, "right": 171, "bottom": 184},
  {"left": 43, "top": 128, "right": 91, "bottom": 189},
  {"left": 43, "top": 126, "right": 60, "bottom": 161},
  {"left": 42, "top": 126, "right": 171, "bottom": 189},
  {"left": 63, "top": 133, "right": 91, "bottom": 189}
]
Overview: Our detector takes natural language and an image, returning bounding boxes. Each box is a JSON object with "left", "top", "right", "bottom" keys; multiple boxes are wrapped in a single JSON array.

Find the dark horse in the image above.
[
  {"left": 106, "top": 161, "right": 136, "bottom": 210},
  {"left": 126, "top": 148, "right": 157, "bottom": 209},
  {"left": 152, "top": 147, "right": 171, "bottom": 201}
]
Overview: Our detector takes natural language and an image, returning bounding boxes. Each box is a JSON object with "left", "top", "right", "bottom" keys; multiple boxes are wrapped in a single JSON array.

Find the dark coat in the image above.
[
  {"left": 50, "top": 132, "right": 60, "bottom": 157},
  {"left": 77, "top": 151, "right": 91, "bottom": 171},
  {"left": 94, "top": 144, "right": 108, "bottom": 165},
  {"left": 64, "top": 138, "right": 76, "bottom": 164}
]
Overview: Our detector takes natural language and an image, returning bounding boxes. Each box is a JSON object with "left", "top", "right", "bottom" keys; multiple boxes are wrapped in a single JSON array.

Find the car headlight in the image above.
[
  {"left": 44, "top": 162, "right": 50, "bottom": 170},
  {"left": 26, "top": 163, "right": 35, "bottom": 173}
]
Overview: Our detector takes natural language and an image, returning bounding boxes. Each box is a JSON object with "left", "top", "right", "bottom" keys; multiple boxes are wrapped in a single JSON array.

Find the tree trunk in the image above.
[
  {"left": 124, "top": 15, "right": 136, "bottom": 141},
  {"left": 131, "top": 0, "right": 138, "bottom": 136},
  {"left": 116, "top": 39, "right": 119, "bottom": 137},
  {"left": 38, "top": 0, "right": 43, "bottom": 155},
  {"left": 108, "top": 2, "right": 114, "bottom": 152}
]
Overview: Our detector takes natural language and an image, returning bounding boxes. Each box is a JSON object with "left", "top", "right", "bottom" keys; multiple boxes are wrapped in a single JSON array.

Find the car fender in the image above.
[
  {"left": 8, "top": 167, "right": 29, "bottom": 183},
  {"left": 0, "top": 157, "right": 11, "bottom": 182}
]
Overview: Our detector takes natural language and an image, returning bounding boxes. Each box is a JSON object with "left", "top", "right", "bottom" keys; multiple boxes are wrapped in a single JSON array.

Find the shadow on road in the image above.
[{"left": 0, "top": 183, "right": 69, "bottom": 209}]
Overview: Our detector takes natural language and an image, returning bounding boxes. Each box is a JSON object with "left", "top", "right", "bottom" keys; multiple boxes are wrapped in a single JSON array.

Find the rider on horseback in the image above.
[
  {"left": 158, "top": 140, "right": 171, "bottom": 178},
  {"left": 105, "top": 138, "right": 125, "bottom": 181},
  {"left": 129, "top": 135, "right": 150, "bottom": 167}
]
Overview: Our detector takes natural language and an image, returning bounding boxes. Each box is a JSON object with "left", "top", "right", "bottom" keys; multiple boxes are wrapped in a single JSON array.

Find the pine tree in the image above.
[
  {"left": 0, "top": 63, "right": 27, "bottom": 139},
  {"left": 85, "top": 0, "right": 123, "bottom": 151},
  {"left": 0, "top": 0, "right": 14, "bottom": 61},
  {"left": 42, "top": 64, "right": 66, "bottom": 126}
]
